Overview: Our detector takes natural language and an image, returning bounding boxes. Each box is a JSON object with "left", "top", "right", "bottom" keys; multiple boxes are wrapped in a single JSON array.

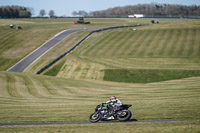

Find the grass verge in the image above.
[
  {"left": 103, "top": 69, "right": 200, "bottom": 83},
  {"left": 0, "top": 71, "right": 200, "bottom": 124},
  {"left": 0, "top": 121, "right": 200, "bottom": 133},
  {"left": 44, "top": 61, "right": 65, "bottom": 76}
]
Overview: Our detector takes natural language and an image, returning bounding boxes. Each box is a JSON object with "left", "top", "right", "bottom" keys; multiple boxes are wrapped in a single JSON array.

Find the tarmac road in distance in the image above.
[{"left": 7, "top": 27, "right": 100, "bottom": 72}]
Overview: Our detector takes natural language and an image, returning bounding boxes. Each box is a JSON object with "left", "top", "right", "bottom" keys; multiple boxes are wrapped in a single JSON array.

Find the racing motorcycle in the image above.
[{"left": 89, "top": 103, "right": 132, "bottom": 123}]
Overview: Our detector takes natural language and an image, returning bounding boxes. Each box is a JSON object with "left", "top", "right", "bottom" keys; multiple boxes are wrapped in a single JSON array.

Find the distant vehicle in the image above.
[
  {"left": 75, "top": 17, "right": 90, "bottom": 24},
  {"left": 89, "top": 103, "right": 132, "bottom": 123},
  {"left": 151, "top": 20, "right": 159, "bottom": 24}
]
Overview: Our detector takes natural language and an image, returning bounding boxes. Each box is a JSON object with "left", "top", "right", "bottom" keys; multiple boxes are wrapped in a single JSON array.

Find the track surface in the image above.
[
  {"left": 7, "top": 27, "right": 100, "bottom": 72},
  {"left": 0, "top": 119, "right": 199, "bottom": 126}
]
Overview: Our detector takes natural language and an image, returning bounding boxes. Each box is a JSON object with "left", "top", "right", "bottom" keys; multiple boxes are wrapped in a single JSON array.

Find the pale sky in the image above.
[{"left": 0, "top": 0, "right": 199, "bottom": 16}]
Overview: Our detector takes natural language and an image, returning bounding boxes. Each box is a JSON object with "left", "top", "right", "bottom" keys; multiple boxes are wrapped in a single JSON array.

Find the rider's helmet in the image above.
[{"left": 110, "top": 96, "right": 116, "bottom": 101}]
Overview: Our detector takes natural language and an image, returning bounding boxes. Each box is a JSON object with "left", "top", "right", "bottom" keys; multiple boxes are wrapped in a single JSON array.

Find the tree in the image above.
[
  {"left": 39, "top": 9, "right": 46, "bottom": 17},
  {"left": 72, "top": 11, "right": 78, "bottom": 16},
  {"left": 27, "top": 7, "right": 34, "bottom": 16},
  {"left": 72, "top": 10, "right": 88, "bottom": 17},
  {"left": 0, "top": 8, "right": 2, "bottom": 18},
  {"left": 78, "top": 10, "right": 88, "bottom": 16},
  {"left": 19, "top": 10, "right": 31, "bottom": 18},
  {"left": 91, "top": 4, "right": 200, "bottom": 17},
  {"left": 49, "top": 10, "right": 55, "bottom": 18},
  {"left": 0, "top": 6, "right": 31, "bottom": 18}
]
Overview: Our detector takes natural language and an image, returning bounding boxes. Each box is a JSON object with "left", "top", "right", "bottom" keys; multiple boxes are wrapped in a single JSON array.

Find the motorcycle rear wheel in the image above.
[
  {"left": 89, "top": 112, "right": 101, "bottom": 123},
  {"left": 117, "top": 110, "right": 132, "bottom": 122}
]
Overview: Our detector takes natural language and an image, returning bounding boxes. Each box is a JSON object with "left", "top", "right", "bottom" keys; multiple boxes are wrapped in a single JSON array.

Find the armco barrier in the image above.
[{"left": 36, "top": 24, "right": 142, "bottom": 74}]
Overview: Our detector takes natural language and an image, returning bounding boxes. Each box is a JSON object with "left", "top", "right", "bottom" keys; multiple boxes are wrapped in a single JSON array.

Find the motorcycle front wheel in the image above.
[
  {"left": 89, "top": 112, "right": 101, "bottom": 123},
  {"left": 117, "top": 110, "right": 132, "bottom": 122}
]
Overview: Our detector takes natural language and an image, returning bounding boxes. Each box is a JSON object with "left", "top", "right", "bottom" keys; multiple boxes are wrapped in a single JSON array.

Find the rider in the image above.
[{"left": 104, "top": 96, "right": 122, "bottom": 114}]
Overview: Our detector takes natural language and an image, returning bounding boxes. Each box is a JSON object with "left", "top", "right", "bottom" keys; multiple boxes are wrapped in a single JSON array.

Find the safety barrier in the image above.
[{"left": 36, "top": 24, "right": 142, "bottom": 74}]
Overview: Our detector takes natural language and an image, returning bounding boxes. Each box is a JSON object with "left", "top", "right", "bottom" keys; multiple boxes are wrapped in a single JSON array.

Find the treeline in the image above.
[
  {"left": 0, "top": 6, "right": 31, "bottom": 18},
  {"left": 92, "top": 4, "right": 200, "bottom": 17}
]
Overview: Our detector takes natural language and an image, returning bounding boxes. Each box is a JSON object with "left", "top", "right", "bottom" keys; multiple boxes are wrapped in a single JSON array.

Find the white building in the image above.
[{"left": 128, "top": 14, "right": 144, "bottom": 18}]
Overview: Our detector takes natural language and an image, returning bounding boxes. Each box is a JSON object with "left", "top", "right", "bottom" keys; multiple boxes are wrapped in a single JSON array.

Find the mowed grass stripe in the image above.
[
  {"left": 24, "top": 76, "right": 53, "bottom": 97},
  {"left": 171, "top": 29, "right": 183, "bottom": 57},
  {"left": 85, "top": 31, "right": 115, "bottom": 56},
  {"left": 21, "top": 75, "right": 44, "bottom": 98},
  {"left": 105, "top": 31, "right": 130, "bottom": 56},
  {"left": 38, "top": 79, "right": 60, "bottom": 96},
  {"left": 112, "top": 30, "right": 134, "bottom": 56},
  {"left": 83, "top": 63, "right": 103, "bottom": 80},
  {"left": 115, "top": 31, "right": 136, "bottom": 56},
  {"left": 188, "top": 29, "right": 197, "bottom": 56},
  {"left": 57, "top": 60, "right": 78, "bottom": 78},
  {"left": 151, "top": 30, "right": 168, "bottom": 57},
  {"left": 134, "top": 30, "right": 153, "bottom": 57},
  {"left": 6, "top": 73, "right": 22, "bottom": 97},
  {"left": 0, "top": 30, "right": 14, "bottom": 43},
  {"left": 188, "top": 29, "right": 199, "bottom": 57},
  {"left": 177, "top": 29, "right": 188, "bottom": 57},
  {"left": 67, "top": 62, "right": 80, "bottom": 79},
  {"left": 92, "top": 31, "right": 120, "bottom": 56},
  {"left": 121, "top": 31, "right": 140, "bottom": 56},
  {"left": 144, "top": 30, "right": 163, "bottom": 57},
  {"left": 85, "top": 64, "right": 96, "bottom": 79},
  {"left": 0, "top": 73, "right": 10, "bottom": 97},
  {"left": 80, "top": 64, "right": 93, "bottom": 79},
  {"left": 97, "top": 31, "right": 123, "bottom": 57},
  {"left": 126, "top": 30, "right": 149, "bottom": 56},
  {"left": 162, "top": 29, "right": 177, "bottom": 57},
  {"left": 74, "top": 63, "right": 87, "bottom": 79},
  {"left": 14, "top": 76, "right": 34, "bottom": 98},
  {"left": 198, "top": 29, "right": 200, "bottom": 57},
  {"left": 194, "top": 29, "right": 200, "bottom": 57},
  {"left": 43, "top": 79, "right": 75, "bottom": 96},
  {"left": 184, "top": 29, "right": 191, "bottom": 57},
  {"left": 58, "top": 60, "right": 104, "bottom": 80},
  {"left": 158, "top": 29, "right": 174, "bottom": 57},
  {"left": 81, "top": 28, "right": 200, "bottom": 58},
  {"left": 0, "top": 34, "right": 18, "bottom": 51},
  {"left": 165, "top": 29, "right": 178, "bottom": 57}
]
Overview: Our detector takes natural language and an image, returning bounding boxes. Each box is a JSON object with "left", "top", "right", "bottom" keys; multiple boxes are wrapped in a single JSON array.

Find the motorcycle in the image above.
[{"left": 89, "top": 103, "right": 132, "bottom": 123}]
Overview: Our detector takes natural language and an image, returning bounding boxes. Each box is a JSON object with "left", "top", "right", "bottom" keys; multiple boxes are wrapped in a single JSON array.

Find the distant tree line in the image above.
[
  {"left": 0, "top": 6, "right": 32, "bottom": 18},
  {"left": 72, "top": 10, "right": 92, "bottom": 17},
  {"left": 91, "top": 4, "right": 200, "bottom": 17},
  {"left": 39, "top": 9, "right": 55, "bottom": 18}
]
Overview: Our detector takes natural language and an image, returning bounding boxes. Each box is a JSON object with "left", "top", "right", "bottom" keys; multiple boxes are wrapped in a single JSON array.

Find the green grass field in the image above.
[
  {"left": 103, "top": 69, "right": 200, "bottom": 83},
  {"left": 39, "top": 19, "right": 200, "bottom": 82},
  {"left": 0, "top": 18, "right": 200, "bottom": 132},
  {"left": 1, "top": 121, "right": 200, "bottom": 133},
  {"left": 0, "top": 71, "right": 200, "bottom": 132}
]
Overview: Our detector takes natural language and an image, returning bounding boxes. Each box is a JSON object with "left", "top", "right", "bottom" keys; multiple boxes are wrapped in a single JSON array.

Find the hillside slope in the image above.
[
  {"left": 0, "top": 71, "right": 200, "bottom": 123},
  {"left": 39, "top": 19, "right": 200, "bottom": 83}
]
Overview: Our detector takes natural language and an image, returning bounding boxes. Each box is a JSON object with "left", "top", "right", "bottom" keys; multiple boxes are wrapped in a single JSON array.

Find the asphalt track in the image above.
[
  {"left": 7, "top": 27, "right": 101, "bottom": 72},
  {"left": 0, "top": 119, "right": 199, "bottom": 126}
]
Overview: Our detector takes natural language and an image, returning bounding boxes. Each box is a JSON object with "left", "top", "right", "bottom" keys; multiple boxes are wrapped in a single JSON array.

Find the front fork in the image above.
[{"left": 94, "top": 111, "right": 99, "bottom": 117}]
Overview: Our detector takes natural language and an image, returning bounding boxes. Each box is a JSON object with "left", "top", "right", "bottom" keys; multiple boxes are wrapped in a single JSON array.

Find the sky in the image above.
[{"left": 0, "top": 0, "right": 200, "bottom": 16}]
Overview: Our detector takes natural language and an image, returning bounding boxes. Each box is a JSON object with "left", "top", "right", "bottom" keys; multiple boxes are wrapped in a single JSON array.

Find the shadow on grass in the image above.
[
  {"left": 100, "top": 118, "right": 138, "bottom": 123},
  {"left": 129, "top": 118, "right": 138, "bottom": 122}
]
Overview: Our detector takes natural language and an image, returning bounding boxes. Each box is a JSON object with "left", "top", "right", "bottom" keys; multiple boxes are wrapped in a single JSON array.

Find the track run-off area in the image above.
[{"left": 0, "top": 119, "right": 199, "bottom": 126}]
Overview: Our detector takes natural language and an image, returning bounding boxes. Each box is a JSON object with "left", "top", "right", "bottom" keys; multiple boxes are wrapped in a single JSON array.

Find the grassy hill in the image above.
[
  {"left": 38, "top": 19, "right": 200, "bottom": 83},
  {"left": 0, "top": 71, "right": 200, "bottom": 132},
  {"left": 0, "top": 18, "right": 135, "bottom": 71}
]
